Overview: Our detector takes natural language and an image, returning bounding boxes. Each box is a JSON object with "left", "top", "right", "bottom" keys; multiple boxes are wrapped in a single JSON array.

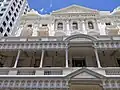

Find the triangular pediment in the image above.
[
  {"left": 73, "top": 71, "right": 97, "bottom": 79},
  {"left": 112, "top": 11, "right": 120, "bottom": 15},
  {"left": 52, "top": 5, "right": 99, "bottom": 14},
  {"left": 66, "top": 68, "right": 105, "bottom": 79}
]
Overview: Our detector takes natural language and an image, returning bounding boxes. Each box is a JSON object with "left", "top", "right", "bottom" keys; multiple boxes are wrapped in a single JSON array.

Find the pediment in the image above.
[
  {"left": 73, "top": 72, "right": 96, "bottom": 79},
  {"left": 112, "top": 11, "right": 120, "bottom": 15},
  {"left": 66, "top": 68, "right": 105, "bottom": 79},
  {"left": 52, "top": 5, "right": 99, "bottom": 14}
]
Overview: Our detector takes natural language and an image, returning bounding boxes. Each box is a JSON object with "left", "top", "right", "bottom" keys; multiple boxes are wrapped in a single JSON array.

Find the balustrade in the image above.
[
  {"left": 44, "top": 70, "right": 63, "bottom": 75},
  {"left": 0, "top": 79, "right": 68, "bottom": 89},
  {"left": 94, "top": 41, "right": 120, "bottom": 49},
  {"left": 17, "top": 70, "right": 35, "bottom": 75},
  {"left": 105, "top": 69, "right": 120, "bottom": 75},
  {"left": 0, "top": 68, "right": 119, "bottom": 76},
  {"left": 0, "top": 42, "right": 67, "bottom": 50},
  {"left": 103, "top": 80, "right": 120, "bottom": 89}
]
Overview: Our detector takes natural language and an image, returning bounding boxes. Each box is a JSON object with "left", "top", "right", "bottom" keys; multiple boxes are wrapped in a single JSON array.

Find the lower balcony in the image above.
[{"left": 0, "top": 67, "right": 119, "bottom": 76}]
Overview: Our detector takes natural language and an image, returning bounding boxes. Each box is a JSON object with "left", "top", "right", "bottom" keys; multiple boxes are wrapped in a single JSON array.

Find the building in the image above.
[
  {"left": 0, "top": 0, "right": 29, "bottom": 37},
  {"left": 0, "top": 4, "right": 120, "bottom": 90}
]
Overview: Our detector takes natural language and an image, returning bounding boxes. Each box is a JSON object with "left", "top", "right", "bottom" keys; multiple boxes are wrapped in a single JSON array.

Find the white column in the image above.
[
  {"left": 13, "top": 50, "right": 21, "bottom": 68},
  {"left": 40, "top": 50, "right": 45, "bottom": 68},
  {"left": 94, "top": 48, "right": 101, "bottom": 68},
  {"left": 65, "top": 48, "right": 69, "bottom": 68}
]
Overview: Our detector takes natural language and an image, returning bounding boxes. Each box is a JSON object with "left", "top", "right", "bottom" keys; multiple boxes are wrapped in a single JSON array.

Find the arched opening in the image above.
[
  {"left": 72, "top": 22, "right": 78, "bottom": 30},
  {"left": 88, "top": 21, "right": 94, "bottom": 29},
  {"left": 64, "top": 34, "right": 97, "bottom": 42},
  {"left": 57, "top": 22, "right": 63, "bottom": 30},
  {"left": 64, "top": 34, "right": 98, "bottom": 67}
]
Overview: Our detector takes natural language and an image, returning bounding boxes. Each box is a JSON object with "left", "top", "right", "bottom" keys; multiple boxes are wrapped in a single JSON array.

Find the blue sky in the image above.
[{"left": 28, "top": 0, "right": 120, "bottom": 14}]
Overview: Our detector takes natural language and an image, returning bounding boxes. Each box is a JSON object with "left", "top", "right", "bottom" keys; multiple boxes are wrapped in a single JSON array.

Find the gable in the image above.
[
  {"left": 65, "top": 68, "right": 105, "bottom": 79},
  {"left": 52, "top": 5, "right": 99, "bottom": 14},
  {"left": 73, "top": 71, "right": 97, "bottom": 79}
]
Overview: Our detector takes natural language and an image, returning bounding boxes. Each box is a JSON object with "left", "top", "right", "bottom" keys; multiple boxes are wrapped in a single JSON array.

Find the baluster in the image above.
[
  {"left": 48, "top": 80, "right": 50, "bottom": 88},
  {"left": 1, "top": 80, "right": 4, "bottom": 88},
  {"left": 17, "top": 80, "right": 20, "bottom": 88},
  {"left": 109, "top": 80, "right": 112, "bottom": 89},
  {"left": 36, "top": 81, "right": 39, "bottom": 88},
  {"left": 12, "top": 80, "right": 16, "bottom": 88},
  {"left": 30, "top": 80, "right": 33, "bottom": 88},
  {"left": 115, "top": 80, "right": 118, "bottom": 89},
  {"left": 24, "top": 80, "right": 27, "bottom": 88},
  {"left": 102, "top": 80, "right": 106, "bottom": 89},
  {"left": 42, "top": 80, "right": 44, "bottom": 88}
]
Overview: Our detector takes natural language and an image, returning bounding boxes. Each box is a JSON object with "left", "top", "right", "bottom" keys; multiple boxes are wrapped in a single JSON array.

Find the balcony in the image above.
[
  {"left": 0, "top": 67, "right": 118, "bottom": 76},
  {"left": 0, "top": 67, "right": 119, "bottom": 89}
]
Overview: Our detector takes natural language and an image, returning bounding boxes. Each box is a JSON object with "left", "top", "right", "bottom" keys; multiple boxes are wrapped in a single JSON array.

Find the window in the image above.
[
  {"left": 6, "top": 0, "right": 11, "bottom": 1},
  {"left": 16, "top": 9, "right": 18, "bottom": 12},
  {"left": 6, "top": 16, "right": 9, "bottom": 21},
  {"left": 57, "top": 22, "right": 63, "bottom": 30},
  {"left": 4, "top": 33, "right": 7, "bottom": 37},
  {"left": 0, "top": 0, "right": 4, "bottom": 2},
  {"left": 0, "top": 13, "right": 3, "bottom": 16},
  {"left": 10, "top": 22, "right": 12, "bottom": 27},
  {"left": 13, "top": 2, "right": 16, "bottom": 7},
  {"left": 117, "top": 58, "right": 120, "bottom": 67},
  {"left": 88, "top": 21, "right": 94, "bottom": 29},
  {"left": 3, "top": 21, "right": 6, "bottom": 27},
  {"left": 15, "top": 0, "right": 18, "bottom": 3},
  {"left": 7, "top": 27, "right": 10, "bottom": 32},
  {"left": 18, "top": 5, "right": 20, "bottom": 9},
  {"left": 8, "top": 11, "right": 11, "bottom": 16},
  {"left": 0, "top": 27, "right": 3, "bottom": 33},
  {"left": 14, "top": 13, "right": 17, "bottom": 17},
  {"left": 42, "top": 24, "right": 47, "bottom": 27},
  {"left": 11, "top": 6, "right": 14, "bottom": 11},
  {"left": 72, "top": 58, "right": 86, "bottom": 67},
  {"left": 4, "top": 4, "right": 8, "bottom": 7},
  {"left": 20, "top": 1, "right": 22, "bottom": 5},
  {"left": 72, "top": 22, "right": 78, "bottom": 30},
  {"left": 1, "top": 8, "right": 6, "bottom": 11},
  {"left": 106, "top": 23, "right": 111, "bottom": 25},
  {"left": 27, "top": 24, "right": 32, "bottom": 27},
  {"left": 12, "top": 17, "right": 14, "bottom": 22}
]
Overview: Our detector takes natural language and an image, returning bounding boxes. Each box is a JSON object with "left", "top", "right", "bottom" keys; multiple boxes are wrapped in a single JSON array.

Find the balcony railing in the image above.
[
  {"left": 44, "top": 70, "right": 63, "bottom": 75},
  {"left": 0, "top": 67, "right": 119, "bottom": 76},
  {"left": 0, "top": 37, "right": 66, "bottom": 42},
  {"left": 17, "top": 70, "right": 35, "bottom": 75},
  {"left": 105, "top": 68, "right": 120, "bottom": 75}
]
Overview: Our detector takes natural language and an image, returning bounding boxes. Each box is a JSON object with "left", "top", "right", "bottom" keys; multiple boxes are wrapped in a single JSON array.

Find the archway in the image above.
[{"left": 64, "top": 34, "right": 97, "bottom": 42}]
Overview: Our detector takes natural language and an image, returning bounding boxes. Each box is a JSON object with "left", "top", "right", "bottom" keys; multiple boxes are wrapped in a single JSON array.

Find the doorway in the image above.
[{"left": 72, "top": 57, "right": 86, "bottom": 67}]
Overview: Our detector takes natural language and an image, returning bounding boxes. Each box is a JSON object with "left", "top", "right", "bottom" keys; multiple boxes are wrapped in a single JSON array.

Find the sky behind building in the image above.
[{"left": 28, "top": 0, "right": 120, "bottom": 14}]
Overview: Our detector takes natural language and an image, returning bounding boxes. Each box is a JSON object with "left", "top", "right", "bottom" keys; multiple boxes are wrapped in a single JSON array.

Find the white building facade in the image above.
[
  {"left": 0, "top": 4, "right": 120, "bottom": 90},
  {"left": 0, "top": 0, "right": 29, "bottom": 37}
]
